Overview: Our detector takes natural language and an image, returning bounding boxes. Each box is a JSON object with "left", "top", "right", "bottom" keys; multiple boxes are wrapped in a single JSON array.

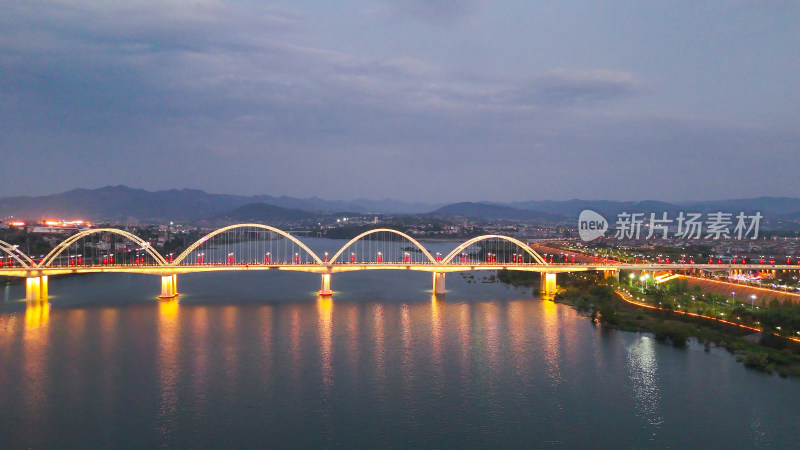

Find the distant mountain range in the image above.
[
  {"left": 218, "top": 203, "right": 320, "bottom": 222},
  {"left": 429, "top": 202, "right": 565, "bottom": 222},
  {"left": 0, "top": 186, "right": 438, "bottom": 222},
  {"left": 1, "top": 185, "right": 799, "bottom": 224}
]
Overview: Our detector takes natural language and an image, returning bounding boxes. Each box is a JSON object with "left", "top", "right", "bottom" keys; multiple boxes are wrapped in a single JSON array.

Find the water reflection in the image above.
[
  {"left": 481, "top": 302, "right": 501, "bottom": 373},
  {"left": 455, "top": 302, "right": 471, "bottom": 383},
  {"left": 430, "top": 297, "right": 443, "bottom": 372},
  {"left": 22, "top": 300, "right": 51, "bottom": 440},
  {"left": 289, "top": 305, "right": 302, "bottom": 387},
  {"left": 626, "top": 336, "right": 663, "bottom": 438},
  {"left": 507, "top": 301, "right": 526, "bottom": 379},
  {"left": 317, "top": 296, "right": 334, "bottom": 389},
  {"left": 189, "top": 306, "right": 210, "bottom": 415},
  {"left": 3, "top": 280, "right": 800, "bottom": 448},
  {"left": 541, "top": 299, "right": 562, "bottom": 384},
  {"left": 24, "top": 300, "right": 50, "bottom": 331},
  {"left": 220, "top": 305, "right": 238, "bottom": 382},
  {"left": 373, "top": 304, "right": 385, "bottom": 383},
  {"left": 258, "top": 305, "right": 274, "bottom": 386},
  {"left": 99, "top": 308, "right": 120, "bottom": 423},
  {"left": 158, "top": 299, "right": 180, "bottom": 438},
  {"left": 400, "top": 303, "right": 414, "bottom": 392},
  {"left": 344, "top": 302, "right": 360, "bottom": 384}
]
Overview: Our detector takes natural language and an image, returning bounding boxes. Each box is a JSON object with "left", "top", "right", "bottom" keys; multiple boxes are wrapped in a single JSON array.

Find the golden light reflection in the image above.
[
  {"left": 24, "top": 300, "right": 50, "bottom": 331},
  {"left": 481, "top": 302, "right": 500, "bottom": 371},
  {"left": 317, "top": 296, "right": 334, "bottom": 389},
  {"left": 430, "top": 296, "right": 443, "bottom": 371},
  {"left": 190, "top": 306, "right": 210, "bottom": 412},
  {"left": 159, "top": 298, "right": 179, "bottom": 319},
  {"left": 258, "top": 305, "right": 274, "bottom": 383},
  {"left": 158, "top": 298, "right": 180, "bottom": 432},
  {"left": 99, "top": 308, "right": 120, "bottom": 418},
  {"left": 541, "top": 298, "right": 562, "bottom": 384},
  {"left": 289, "top": 305, "right": 302, "bottom": 382},
  {"left": 373, "top": 304, "right": 385, "bottom": 382},
  {"left": 22, "top": 300, "right": 54, "bottom": 425},
  {"left": 456, "top": 302, "right": 471, "bottom": 379},
  {"left": 400, "top": 303, "right": 414, "bottom": 391},
  {"left": 220, "top": 306, "right": 237, "bottom": 375},
  {"left": 345, "top": 303, "right": 360, "bottom": 381},
  {"left": 507, "top": 301, "right": 526, "bottom": 377}
]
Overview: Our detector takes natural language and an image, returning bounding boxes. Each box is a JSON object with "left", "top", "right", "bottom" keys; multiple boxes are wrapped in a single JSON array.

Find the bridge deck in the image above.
[{"left": 0, "top": 263, "right": 796, "bottom": 278}]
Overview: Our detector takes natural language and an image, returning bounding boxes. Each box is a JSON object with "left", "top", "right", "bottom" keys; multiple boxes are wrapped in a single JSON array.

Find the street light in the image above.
[{"left": 751, "top": 294, "right": 756, "bottom": 308}]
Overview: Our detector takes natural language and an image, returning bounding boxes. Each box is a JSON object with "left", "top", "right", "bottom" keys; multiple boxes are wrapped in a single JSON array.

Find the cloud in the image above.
[
  {"left": 514, "top": 70, "right": 641, "bottom": 108},
  {"left": 389, "top": 0, "right": 482, "bottom": 23},
  {"left": 1, "top": 1, "right": 796, "bottom": 202}
]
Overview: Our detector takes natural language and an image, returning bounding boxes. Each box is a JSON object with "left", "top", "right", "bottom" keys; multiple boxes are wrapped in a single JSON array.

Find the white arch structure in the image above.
[
  {"left": 39, "top": 228, "right": 169, "bottom": 267},
  {"left": 172, "top": 223, "right": 323, "bottom": 265},
  {"left": 328, "top": 228, "right": 437, "bottom": 264},
  {"left": 0, "top": 239, "right": 34, "bottom": 268},
  {"left": 442, "top": 235, "right": 548, "bottom": 265},
  {"left": 3, "top": 224, "right": 551, "bottom": 272}
]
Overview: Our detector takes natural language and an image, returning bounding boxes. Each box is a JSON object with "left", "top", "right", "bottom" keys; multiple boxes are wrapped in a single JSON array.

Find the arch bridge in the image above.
[{"left": 1, "top": 224, "right": 791, "bottom": 301}]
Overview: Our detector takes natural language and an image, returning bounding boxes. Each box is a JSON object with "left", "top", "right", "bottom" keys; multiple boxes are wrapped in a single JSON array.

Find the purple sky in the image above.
[{"left": 2, "top": 1, "right": 798, "bottom": 202}]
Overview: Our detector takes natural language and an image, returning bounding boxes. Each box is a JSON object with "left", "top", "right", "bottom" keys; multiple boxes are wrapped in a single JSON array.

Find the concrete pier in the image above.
[
  {"left": 25, "top": 276, "right": 48, "bottom": 301},
  {"left": 433, "top": 272, "right": 446, "bottom": 295},
  {"left": 540, "top": 272, "right": 557, "bottom": 296},
  {"left": 159, "top": 274, "right": 179, "bottom": 299},
  {"left": 320, "top": 273, "right": 332, "bottom": 296}
]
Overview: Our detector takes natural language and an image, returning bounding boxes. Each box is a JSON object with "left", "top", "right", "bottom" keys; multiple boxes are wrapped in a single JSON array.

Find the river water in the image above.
[{"left": 1, "top": 239, "right": 798, "bottom": 448}]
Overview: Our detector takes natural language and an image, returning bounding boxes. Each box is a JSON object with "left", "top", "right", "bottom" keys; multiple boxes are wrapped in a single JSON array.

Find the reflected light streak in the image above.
[
  {"left": 346, "top": 303, "right": 360, "bottom": 382},
  {"left": 190, "top": 307, "right": 210, "bottom": 414},
  {"left": 627, "top": 337, "right": 664, "bottom": 434},
  {"left": 158, "top": 299, "right": 180, "bottom": 438},
  {"left": 507, "top": 301, "right": 526, "bottom": 377},
  {"left": 317, "top": 296, "right": 334, "bottom": 389},
  {"left": 24, "top": 300, "right": 50, "bottom": 331},
  {"left": 456, "top": 302, "right": 471, "bottom": 385},
  {"left": 289, "top": 305, "right": 302, "bottom": 386},
  {"left": 481, "top": 302, "right": 500, "bottom": 372},
  {"left": 220, "top": 306, "right": 237, "bottom": 380},
  {"left": 541, "top": 299, "right": 562, "bottom": 384},
  {"left": 400, "top": 303, "right": 414, "bottom": 390},
  {"left": 373, "top": 304, "right": 385, "bottom": 382},
  {"left": 22, "top": 300, "right": 51, "bottom": 434},
  {"left": 430, "top": 296, "right": 443, "bottom": 372},
  {"left": 99, "top": 308, "right": 120, "bottom": 419},
  {"left": 258, "top": 305, "right": 274, "bottom": 385}
]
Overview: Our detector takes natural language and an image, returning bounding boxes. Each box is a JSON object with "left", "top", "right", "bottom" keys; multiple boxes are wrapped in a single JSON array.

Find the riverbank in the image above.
[{"left": 498, "top": 270, "right": 800, "bottom": 378}]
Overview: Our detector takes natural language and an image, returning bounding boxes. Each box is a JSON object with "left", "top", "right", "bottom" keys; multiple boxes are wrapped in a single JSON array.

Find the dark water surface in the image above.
[{"left": 1, "top": 240, "right": 799, "bottom": 448}]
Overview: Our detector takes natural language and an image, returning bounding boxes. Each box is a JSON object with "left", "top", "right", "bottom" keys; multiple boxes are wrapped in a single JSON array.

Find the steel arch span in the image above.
[
  {"left": 39, "top": 228, "right": 169, "bottom": 267},
  {"left": 328, "top": 228, "right": 437, "bottom": 264},
  {"left": 443, "top": 235, "right": 548, "bottom": 265},
  {"left": 0, "top": 239, "right": 34, "bottom": 268},
  {"left": 172, "top": 223, "right": 323, "bottom": 265}
]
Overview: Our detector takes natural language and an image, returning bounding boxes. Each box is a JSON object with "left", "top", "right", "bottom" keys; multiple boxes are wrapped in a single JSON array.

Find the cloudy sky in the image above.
[{"left": 1, "top": 1, "right": 798, "bottom": 202}]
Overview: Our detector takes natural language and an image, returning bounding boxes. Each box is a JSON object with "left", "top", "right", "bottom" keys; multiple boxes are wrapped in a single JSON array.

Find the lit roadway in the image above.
[{"left": 2, "top": 262, "right": 798, "bottom": 278}]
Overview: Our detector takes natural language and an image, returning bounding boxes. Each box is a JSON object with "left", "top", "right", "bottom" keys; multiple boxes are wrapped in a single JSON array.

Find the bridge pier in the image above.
[
  {"left": 603, "top": 270, "right": 619, "bottom": 282},
  {"left": 320, "top": 273, "right": 332, "bottom": 296},
  {"left": 25, "top": 276, "right": 48, "bottom": 301},
  {"left": 159, "top": 275, "right": 179, "bottom": 299},
  {"left": 540, "top": 273, "right": 557, "bottom": 296},
  {"left": 433, "top": 272, "right": 446, "bottom": 295}
]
